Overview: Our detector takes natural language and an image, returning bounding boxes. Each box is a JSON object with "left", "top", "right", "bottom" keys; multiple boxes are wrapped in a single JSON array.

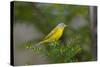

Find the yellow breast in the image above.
[{"left": 47, "top": 28, "right": 64, "bottom": 41}]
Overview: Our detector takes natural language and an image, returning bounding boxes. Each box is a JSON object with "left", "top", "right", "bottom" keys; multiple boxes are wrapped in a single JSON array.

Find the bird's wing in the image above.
[{"left": 43, "top": 26, "right": 58, "bottom": 40}]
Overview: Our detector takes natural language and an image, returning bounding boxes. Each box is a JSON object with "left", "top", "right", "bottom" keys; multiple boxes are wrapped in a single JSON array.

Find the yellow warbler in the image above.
[{"left": 37, "top": 23, "right": 67, "bottom": 45}]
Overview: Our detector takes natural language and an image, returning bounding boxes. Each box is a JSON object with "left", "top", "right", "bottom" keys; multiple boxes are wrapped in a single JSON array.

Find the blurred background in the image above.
[{"left": 12, "top": 1, "right": 97, "bottom": 66}]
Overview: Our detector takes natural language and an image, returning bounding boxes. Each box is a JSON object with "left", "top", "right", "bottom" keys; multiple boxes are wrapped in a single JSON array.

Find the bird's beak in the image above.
[{"left": 64, "top": 25, "right": 68, "bottom": 27}]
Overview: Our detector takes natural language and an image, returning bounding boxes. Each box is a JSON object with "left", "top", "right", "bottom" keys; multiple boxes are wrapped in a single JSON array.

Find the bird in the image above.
[{"left": 37, "top": 23, "right": 67, "bottom": 45}]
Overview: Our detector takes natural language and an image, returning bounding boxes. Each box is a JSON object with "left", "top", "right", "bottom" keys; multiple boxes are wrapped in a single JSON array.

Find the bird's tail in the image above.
[
  {"left": 31, "top": 40, "right": 47, "bottom": 51},
  {"left": 36, "top": 40, "right": 47, "bottom": 45}
]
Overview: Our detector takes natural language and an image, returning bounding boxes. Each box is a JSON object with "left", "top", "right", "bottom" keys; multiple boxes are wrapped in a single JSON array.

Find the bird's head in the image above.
[{"left": 57, "top": 23, "right": 67, "bottom": 28}]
